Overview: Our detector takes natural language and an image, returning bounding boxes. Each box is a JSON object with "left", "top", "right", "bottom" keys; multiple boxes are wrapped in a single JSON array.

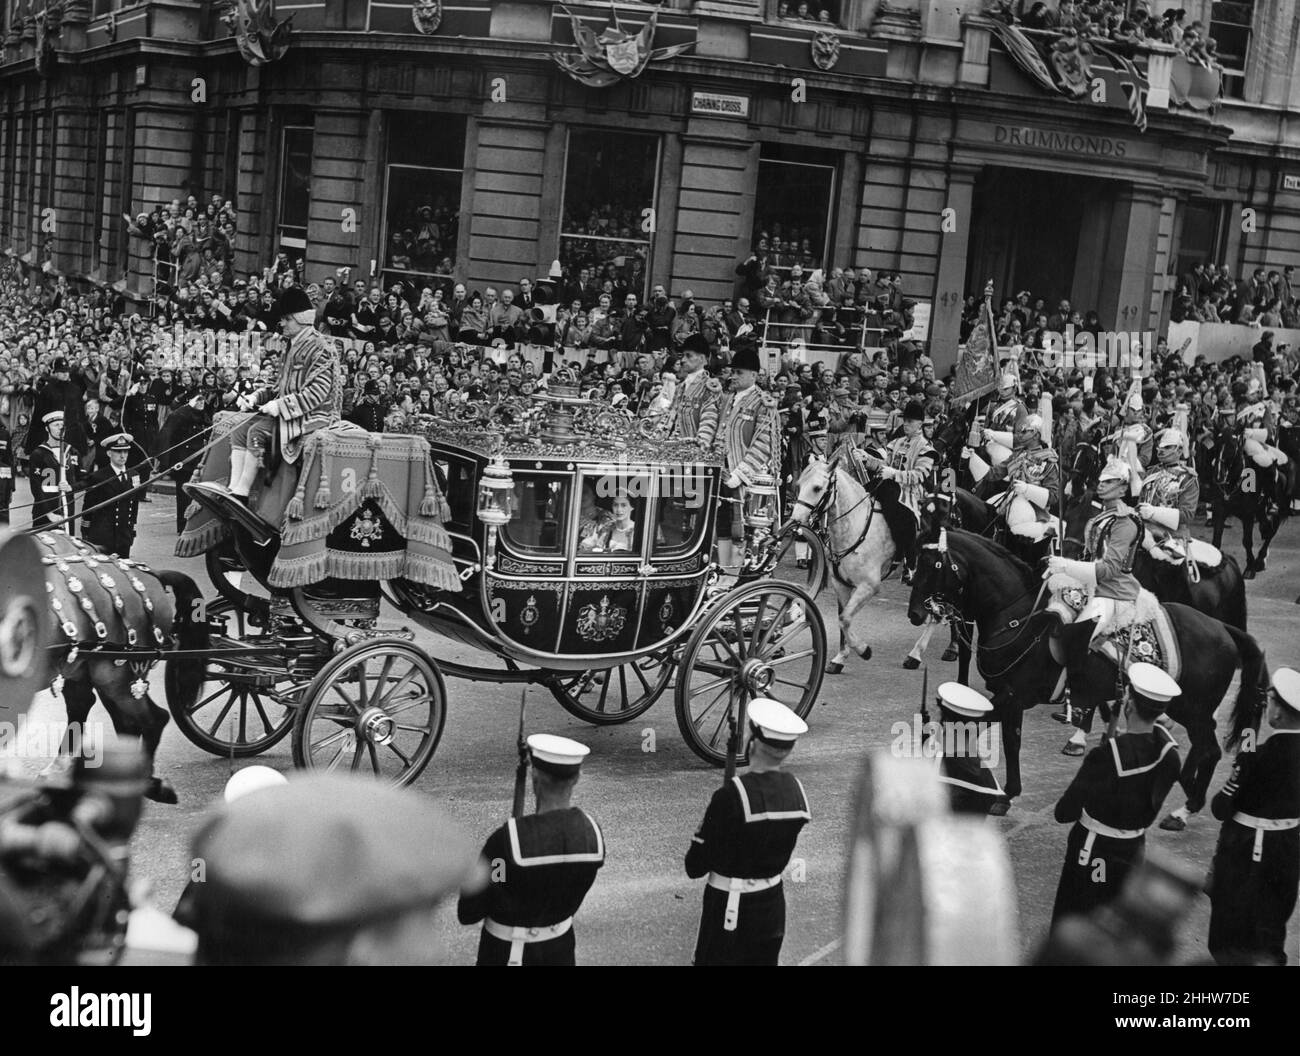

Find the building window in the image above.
[
  {"left": 559, "top": 128, "right": 659, "bottom": 303},
  {"left": 750, "top": 143, "right": 837, "bottom": 278},
  {"left": 276, "top": 125, "right": 313, "bottom": 261},
  {"left": 1174, "top": 198, "right": 1227, "bottom": 289},
  {"left": 381, "top": 112, "right": 466, "bottom": 293},
  {"left": 1210, "top": 1, "right": 1255, "bottom": 99},
  {"left": 772, "top": 0, "right": 841, "bottom": 26}
]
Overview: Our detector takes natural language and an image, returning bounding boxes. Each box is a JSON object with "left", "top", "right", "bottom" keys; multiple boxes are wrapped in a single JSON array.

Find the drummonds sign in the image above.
[{"left": 592, "top": 459, "right": 709, "bottom": 508}]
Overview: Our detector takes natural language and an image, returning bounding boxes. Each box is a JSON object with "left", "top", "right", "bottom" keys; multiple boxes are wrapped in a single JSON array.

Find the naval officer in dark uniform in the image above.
[
  {"left": 932, "top": 681, "right": 1005, "bottom": 815},
  {"left": 685, "top": 697, "right": 811, "bottom": 966},
  {"left": 458, "top": 734, "right": 605, "bottom": 965},
  {"left": 81, "top": 432, "right": 145, "bottom": 557},
  {"left": 1050, "top": 662, "right": 1182, "bottom": 925},
  {"left": 1208, "top": 666, "right": 1300, "bottom": 966}
]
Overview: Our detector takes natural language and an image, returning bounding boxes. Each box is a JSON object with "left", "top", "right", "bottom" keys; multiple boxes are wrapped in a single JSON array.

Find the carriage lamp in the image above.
[
  {"left": 743, "top": 471, "right": 779, "bottom": 534},
  {"left": 478, "top": 454, "right": 516, "bottom": 562}
]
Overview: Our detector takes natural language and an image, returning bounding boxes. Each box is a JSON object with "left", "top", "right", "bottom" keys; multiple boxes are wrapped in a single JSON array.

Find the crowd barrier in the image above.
[{"left": 1166, "top": 320, "right": 1300, "bottom": 364}]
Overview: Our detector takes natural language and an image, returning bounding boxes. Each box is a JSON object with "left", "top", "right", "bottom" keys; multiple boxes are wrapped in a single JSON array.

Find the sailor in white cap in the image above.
[
  {"left": 685, "top": 698, "right": 811, "bottom": 966},
  {"left": 1136, "top": 427, "right": 1200, "bottom": 565},
  {"left": 1050, "top": 662, "right": 1181, "bottom": 925},
  {"left": 28, "top": 409, "right": 81, "bottom": 530},
  {"left": 932, "top": 682, "right": 1005, "bottom": 815},
  {"left": 1208, "top": 667, "right": 1300, "bottom": 965},
  {"left": 81, "top": 431, "right": 146, "bottom": 557},
  {"left": 981, "top": 373, "right": 1028, "bottom": 466},
  {"left": 458, "top": 733, "right": 604, "bottom": 966}
]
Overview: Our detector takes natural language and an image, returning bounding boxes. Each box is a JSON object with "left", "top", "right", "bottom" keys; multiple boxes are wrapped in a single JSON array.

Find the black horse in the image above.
[
  {"left": 908, "top": 529, "right": 1268, "bottom": 823},
  {"left": 1060, "top": 489, "right": 1248, "bottom": 631},
  {"left": 1206, "top": 432, "right": 1289, "bottom": 579}
]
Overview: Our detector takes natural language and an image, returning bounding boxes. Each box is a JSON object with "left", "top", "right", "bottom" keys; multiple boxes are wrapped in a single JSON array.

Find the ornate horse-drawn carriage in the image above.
[{"left": 175, "top": 382, "right": 828, "bottom": 785}]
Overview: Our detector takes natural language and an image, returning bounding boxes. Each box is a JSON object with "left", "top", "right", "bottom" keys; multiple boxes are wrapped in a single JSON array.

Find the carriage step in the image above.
[{"left": 337, "top": 626, "right": 417, "bottom": 648}]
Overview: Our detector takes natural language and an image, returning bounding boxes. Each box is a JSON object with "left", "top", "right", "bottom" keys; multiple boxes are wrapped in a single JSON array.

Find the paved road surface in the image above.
[{"left": 10, "top": 488, "right": 1300, "bottom": 965}]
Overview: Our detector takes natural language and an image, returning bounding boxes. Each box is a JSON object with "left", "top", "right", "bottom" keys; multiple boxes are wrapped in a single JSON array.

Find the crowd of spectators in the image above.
[
  {"left": 383, "top": 198, "right": 458, "bottom": 279},
  {"left": 1002, "top": 1, "right": 1223, "bottom": 67},
  {"left": 1170, "top": 262, "right": 1300, "bottom": 328}
]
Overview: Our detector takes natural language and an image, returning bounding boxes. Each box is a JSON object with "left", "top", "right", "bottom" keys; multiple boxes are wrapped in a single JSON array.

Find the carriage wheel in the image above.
[
  {"left": 674, "top": 580, "right": 826, "bottom": 766},
  {"left": 768, "top": 522, "right": 828, "bottom": 596},
  {"left": 204, "top": 546, "right": 270, "bottom": 628},
  {"left": 548, "top": 650, "right": 674, "bottom": 725},
  {"left": 168, "top": 659, "right": 300, "bottom": 757},
  {"left": 291, "top": 638, "right": 446, "bottom": 787}
]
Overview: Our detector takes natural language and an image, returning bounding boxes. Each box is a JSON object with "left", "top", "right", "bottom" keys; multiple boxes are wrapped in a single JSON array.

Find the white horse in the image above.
[{"left": 789, "top": 455, "right": 897, "bottom": 673}]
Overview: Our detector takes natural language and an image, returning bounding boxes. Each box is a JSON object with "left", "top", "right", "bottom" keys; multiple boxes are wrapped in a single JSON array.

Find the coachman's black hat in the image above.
[
  {"left": 730, "top": 338, "right": 761, "bottom": 373},
  {"left": 903, "top": 399, "right": 926, "bottom": 422},
  {"left": 276, "top": 286, "right": 314, "bottom": 318}
]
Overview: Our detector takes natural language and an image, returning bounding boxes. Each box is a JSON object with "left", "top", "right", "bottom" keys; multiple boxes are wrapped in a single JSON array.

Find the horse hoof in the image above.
[
  {"left": 1050, "top": 709, "right": 1072, "bottom": 724},
  {"left": 1158, "top": 813, "right": 1187, "bottom": 832},
  {"left": 902, "top": 656, "right": 920, "bottom": 670},
  {"left": 825, "top": 662, "right": 844, "bottom": 675},
  {"left": 1243, "top": 566, "right": 1255, "bottom": 580},
  {"left": 1061, "top": 740, "right": 1086, "bottom": 757},
  {"left": 988, "top": 798, "right": 1012, "bottom": 817},
  {"left": 144, "top": 777, "right": 179, "bottom": 805},
  {"left": 859, "top": 646, "right": 872, "bottom": 661},
  {"left": 940, "top": 646, "right": 959, "bottom": 662}
]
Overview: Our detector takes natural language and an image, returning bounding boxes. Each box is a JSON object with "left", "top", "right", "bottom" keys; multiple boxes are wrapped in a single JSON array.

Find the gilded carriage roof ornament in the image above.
[
  {"left": 217, "top": 0, "right": 294, "bottom": 67},
  {"left": 552, "top": 3, "right": 693, "bottom": 89}
]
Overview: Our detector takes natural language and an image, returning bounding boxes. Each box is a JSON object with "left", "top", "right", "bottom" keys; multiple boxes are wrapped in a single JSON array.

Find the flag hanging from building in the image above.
[
  {"left": 1110, "top": 50, "right": 1149, "bottom": 133},
  {"left": 951, "top": 284, "right": 999, "bottom": 407}
]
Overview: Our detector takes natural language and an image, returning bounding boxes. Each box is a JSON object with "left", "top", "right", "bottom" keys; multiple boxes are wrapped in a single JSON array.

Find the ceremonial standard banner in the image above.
[{"left": 951, "top": 297, "right": 999, "bottom": 406}]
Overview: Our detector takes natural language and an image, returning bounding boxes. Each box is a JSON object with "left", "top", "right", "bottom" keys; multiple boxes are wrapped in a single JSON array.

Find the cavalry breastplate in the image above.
[
  {"left": 1007, "top": 448, "right": 1054, "bottom": 484},
  {"left": 1085, "top": 510, "right": 1143, "bottom": 573},
  {"left": 989, "top": 400, "right": 1022, "bottom": 430},
  {"left": 1139, "top": 466, "right": 1189, "bottom": 507}
]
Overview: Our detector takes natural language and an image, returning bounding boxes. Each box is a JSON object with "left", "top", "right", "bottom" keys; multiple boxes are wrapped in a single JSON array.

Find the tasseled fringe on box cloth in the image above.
[{"left": 267, "top": 428, "right": 460, "bottom": 591}]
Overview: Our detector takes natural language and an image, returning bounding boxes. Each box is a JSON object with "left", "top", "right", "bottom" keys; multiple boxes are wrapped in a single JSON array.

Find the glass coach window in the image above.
[
  {"left": 276, "top": 126, "right": 313, "bottom": 262},
  {"left": 559, "top": 129, "right": 660, "bottom": 301},
  {"left": 751, "top": 144, "right": 837, "bottom": 278},
  {"left": 382, "top": 113, "right": 466, "bottom": 293},
  {"left": 1210, "top": 1, "right": 1255, "bottom": 99}
]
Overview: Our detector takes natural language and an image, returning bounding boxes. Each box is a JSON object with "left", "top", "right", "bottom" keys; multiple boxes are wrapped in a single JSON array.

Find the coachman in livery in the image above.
[{"left": 714, "top": 339, "right": 780, "bottom": 569}]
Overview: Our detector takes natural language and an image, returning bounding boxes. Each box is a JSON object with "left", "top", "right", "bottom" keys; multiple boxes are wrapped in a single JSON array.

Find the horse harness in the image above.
[{"left": 791, "top": 455, "right": 884, "bottom": 586}]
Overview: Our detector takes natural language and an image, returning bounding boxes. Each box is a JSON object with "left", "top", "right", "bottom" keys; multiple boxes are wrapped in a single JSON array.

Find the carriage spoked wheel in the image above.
[
  {"left": 548, "top": 649, "right": 674, "bottom": 725},
  {"left": 168, "top": 658, "right": 302, "bottom": 757},
  {"left": 291, "top": 638, "right": 446, "bottom": 787},
  {"left": 674, "top": 580, "right": 826, "bottom": 766}
]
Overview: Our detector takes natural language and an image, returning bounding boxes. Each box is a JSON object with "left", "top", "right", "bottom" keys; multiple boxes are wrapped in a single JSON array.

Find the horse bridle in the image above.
[{"left": 792, "top": 454, "right": 877, "bottom": 567}]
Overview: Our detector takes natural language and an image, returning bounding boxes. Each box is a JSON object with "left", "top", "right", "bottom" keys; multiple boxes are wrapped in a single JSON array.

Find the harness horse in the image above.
[{"left": 34, "top": 530, "right": 209, "bottom": 804}]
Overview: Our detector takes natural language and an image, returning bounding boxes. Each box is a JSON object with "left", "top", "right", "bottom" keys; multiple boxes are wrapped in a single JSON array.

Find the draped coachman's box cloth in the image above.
[{"left": 176, "top": 412, "right": 460, "bottom": 593}]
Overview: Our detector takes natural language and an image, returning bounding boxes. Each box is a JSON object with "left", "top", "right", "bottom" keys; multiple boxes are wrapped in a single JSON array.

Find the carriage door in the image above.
[
  {"left": 640, "top": 465, "right": 715, "bottom": 650},
  {"left": 563, "top": 466, "right": 653, "bottom": 656}
]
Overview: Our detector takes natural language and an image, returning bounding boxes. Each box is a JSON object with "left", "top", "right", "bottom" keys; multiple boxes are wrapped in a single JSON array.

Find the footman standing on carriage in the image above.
[
  {"left": 932, "top": 681, "right": 1005, "bottom": 816},
  {"left": 714, "top": 338, "right": 780, "bottom": 571},
  {"left": 856, "top": 399, "right": 935, "bottom": 582},
  {"left": 1049, "top": 663, "right": 1181, "bottom": 926},
  {"left": 457, "top": 735, "right": 605, "bottom": 966},
  {"left": 29, "top": 409, "right": 80, "bottom": 531},
  {"left": 685, "top": 698, "right": 810, "bottom": 966},
  {"left": 1207, "top": 667, "right": 1300, "bottom": 966},
  {"left": 80, "top": 432, "right": 145, "bottom": 558},
  {"left": 1136, "top": 427, "right": 1198, "bottom": 567},
  {"left": 666, "top": 332, "right": 721, "bottom": 445}
]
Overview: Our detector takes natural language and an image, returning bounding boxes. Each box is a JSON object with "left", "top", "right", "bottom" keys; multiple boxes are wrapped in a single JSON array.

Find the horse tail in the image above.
[
  {"left": 1223, "top": 623, "right": 1267, "bottom": 751},
  {"left": 159, "top": 569, "right": 210, "bottom": 719}
]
